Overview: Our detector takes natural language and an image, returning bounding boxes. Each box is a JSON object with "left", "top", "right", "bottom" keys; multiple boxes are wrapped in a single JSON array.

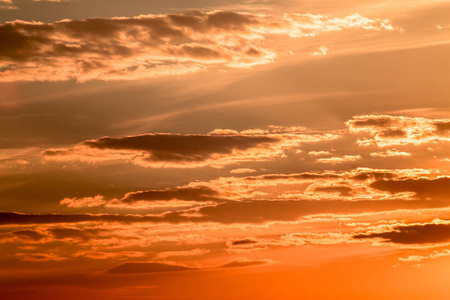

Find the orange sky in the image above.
[{"left": 1, "top": 0, "right": 450, "bottom": 299}]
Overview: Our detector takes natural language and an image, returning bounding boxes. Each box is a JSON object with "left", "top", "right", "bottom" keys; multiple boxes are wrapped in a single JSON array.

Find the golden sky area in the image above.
[{"left": 1, "top": 0, "right": 450, "bottom": 299}]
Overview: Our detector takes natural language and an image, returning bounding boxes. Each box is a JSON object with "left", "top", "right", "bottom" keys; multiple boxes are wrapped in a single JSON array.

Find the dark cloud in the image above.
[
  {"left": 353, "top": 223, "right": 450, "bottom": 244},
  {"left": 371, "top": 177, "right": 450, "bottom": 198},
  {"left": 351, "top": 171, "right": 396, "bottom": 181},
  {"left": 121, "top": 186, "right": 222, "bottom": 203},
  {"left": 12, "top": 229, "right": 45, "bottom": 241},
  {"left": 434, "top": 121, "right": 450, "bottom": 134},
  {"left": 106, "top": 262, "right": 196, "bottom": 274},
  {"left": 43, "top": 133, "right": 279, "bottom": 167},
  {"left": 231, "top": 238, "right": 258, "bottom": 246},
  {"left": 0, "top": 211, "right": 166, "bottom": 225},
  {"left": 348, "top": 116, "right": 395, "bottom": 128},
  {"left": 2, "top": 197, "right": 446, "bottom": 225}
]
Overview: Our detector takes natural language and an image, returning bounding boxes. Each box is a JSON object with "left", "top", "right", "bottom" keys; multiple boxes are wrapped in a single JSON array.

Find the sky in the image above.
[{"left": 1, "top": 0, "right": 450, "bottom": 299}]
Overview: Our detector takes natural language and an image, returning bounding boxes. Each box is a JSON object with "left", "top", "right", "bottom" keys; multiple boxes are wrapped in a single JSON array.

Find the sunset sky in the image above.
[{"left": 1, "top": 0, "right": 450, "bottom": 299}]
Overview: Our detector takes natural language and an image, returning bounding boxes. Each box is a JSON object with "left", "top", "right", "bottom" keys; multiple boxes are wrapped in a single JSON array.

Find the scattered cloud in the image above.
[
  {"left": 312, "top": 45, "right": 328, "bottom": 56},
  {"left": 369, "top": 149, "right": 411, "bottom": 158},
  {"left": 347, "top": 115, "right": 450, "bottom": 147},
  {"left": 0, "top": 11, "right": 398, "bottom": 82},
  {"left": 0, "top": 0, "right": 17, "bottom": 10}
]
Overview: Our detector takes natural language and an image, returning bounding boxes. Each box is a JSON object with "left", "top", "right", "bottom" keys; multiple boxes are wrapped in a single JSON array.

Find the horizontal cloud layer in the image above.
[
  {"left": 0, "top": 11, "right": 397, "bottom": 82},
  {"left": 106, "top": 258, "right": 268, "bottom": 274},
  {"left": 43, "top": 126, "right": 339, "bottom": 168},
  {"left": 354, "top": 221, "right": 450, "bottom": 245}
]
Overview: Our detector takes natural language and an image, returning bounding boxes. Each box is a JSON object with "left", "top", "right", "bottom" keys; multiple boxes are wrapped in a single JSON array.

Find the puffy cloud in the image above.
[
  {"left": 60, "top": 195, "right": 107, "bottom": 208},
  {"left": 346, "top": 115, "right": 450, "bottom": 147},
  {"left": 312, "top": 45, "right": 328, "bottom": 56},
  {"left": 43, "top": 127, "right": 339, "bottom": 168},
  {"left": 0, "top": 11, "right": 398, "bottom": 82}
]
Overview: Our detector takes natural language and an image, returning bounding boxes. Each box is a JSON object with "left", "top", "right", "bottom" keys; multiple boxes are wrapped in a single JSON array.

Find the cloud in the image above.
[
  {"left": 60, "top": 186, "right": 222, "bottom": 209},
  {"left": 346, "top": 115, "right": 450, "bottom": 147},
  {"left": 230, "top": 238, "right": 258, "bottom": 246},
  {"left": 106, "top": 258, "right": 268, "bottom": 274},
  {"left": 0, "top": 11, "right": 397, "bottom": 82},
  {"left": 15, "top": 253, "right": 68, "bottom": 262},
  {"left": 3, "top": 196, "right": 446, "bottom": 225},
  {"left": 49, "top": 228, "right": 102, "bottom": 241},
  {"left": 120, "top": 186, "right": 222, "bottom": 203},
  {"left": 43, "top": 127, "right": 339, "bottom": 168},
  {"left": 61, "top": 168, "right": 442, "bottom": 209},
  {"left": 371, "top": 177, "right": 450, "bottom": 198},
  {"left": 230, "top": 168, "right": 256, "bottom": 174},
  {"left": 0, "top": 229, "right": 46, "bottom": 243},
  {"left": 353, "top": 221, "right": 450, "bottom": 245},
  {"left": 0, "top": 0, "right": 17, "bottom": 10},
  {"left": 316, "top": 155, "right": 361, "bottom": 164},
  {"left": 218, "top": 258, "right": 269, "bottom": 268},
  {"left": 156, "top": 248, "right": 210, "bottom": 259},
  {"left": 399, "top": 250, "right": 450, "bottom": 263},
  {"left": 312, "top": 45, "right": 328, "bottom": 56},
  {"left": 308, "top": 151, "right": 331, "bottom": 157},
  {"left": 369, "top": 149, "right": 411, "bottom": 158},
  {"left": 11, "top": 229, "right": 45, "bottom": 241},
  {"left": 106, "top": 262, "right": 196, "bottom": 274},
  {"left": 313, "top": 186, "right": 353, "bottom": 197},
  {"left": 60, "top": 195, "right": 107, "bottom": 208},
  {"left": 43, "top": 133, "right": 278, "bottom": 168}
]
